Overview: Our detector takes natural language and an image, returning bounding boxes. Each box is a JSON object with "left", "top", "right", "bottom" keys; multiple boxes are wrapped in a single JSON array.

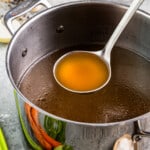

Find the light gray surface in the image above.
[
  {"left": 0, "top": 0, "right": 150, "bottom": 149},
  {"left": 0, "top": 44, "right": 28, "bottom": 149}
]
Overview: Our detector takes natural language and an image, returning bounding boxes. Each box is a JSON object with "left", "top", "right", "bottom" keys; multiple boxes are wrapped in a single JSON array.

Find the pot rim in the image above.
[{"left": 6, "top": 0, "right": 150, "bottom": 127}]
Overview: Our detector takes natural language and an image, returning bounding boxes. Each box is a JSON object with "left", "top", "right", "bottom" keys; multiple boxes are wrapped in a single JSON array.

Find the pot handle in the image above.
[
  {"left": 133, "top": 120, "right": 150, "bottom": 142},
  {"left": 4, "top": 0, "right": 51, "bottom": 35}
]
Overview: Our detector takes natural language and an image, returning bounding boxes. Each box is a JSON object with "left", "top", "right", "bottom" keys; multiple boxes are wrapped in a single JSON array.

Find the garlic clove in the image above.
[{"left": 113, "top": 134, "right": 136, "bottom": 150}]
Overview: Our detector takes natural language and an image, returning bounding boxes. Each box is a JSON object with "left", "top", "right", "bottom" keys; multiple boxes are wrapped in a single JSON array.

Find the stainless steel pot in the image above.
[{"left": 5, "top": 0, "right": 150, "bottom": 149}]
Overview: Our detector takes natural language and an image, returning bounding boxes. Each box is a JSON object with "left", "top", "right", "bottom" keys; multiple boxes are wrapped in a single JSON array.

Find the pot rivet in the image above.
[
  {"left": 22, "top": 48, "right": 28, "bottom": 57},
  {"left": 56, "top": 25, "right": 64, "bottom": 33},
  {"left": 133, "top": 135, "right": 142, "bottom": 142}
]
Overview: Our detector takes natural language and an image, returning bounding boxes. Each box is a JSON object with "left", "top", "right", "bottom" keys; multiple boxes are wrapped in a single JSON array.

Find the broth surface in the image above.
[{"left": 19, "top": 46, "right": 150, "bottom": 123}]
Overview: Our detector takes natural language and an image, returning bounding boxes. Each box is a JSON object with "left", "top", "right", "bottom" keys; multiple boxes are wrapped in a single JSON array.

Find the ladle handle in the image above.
[
  {"left": 103, "top": 0, "right": 144, "bottom": 61},
  {"left": 4, "top": 0, "right": 51, "bottom": 35}
]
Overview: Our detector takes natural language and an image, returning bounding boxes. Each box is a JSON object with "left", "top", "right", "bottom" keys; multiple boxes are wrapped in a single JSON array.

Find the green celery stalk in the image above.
[
  {"left": 54, "top": 145, "right": 63, "bottom": 150},
  {"left": 0, "top": 128, "right": 8, "bottom": 150},
  {"left": 54, "top": 145, "right": 73, "bottom": 150},
  {"left": 14, "top": 90, "right": 42, "bottom": 150}
]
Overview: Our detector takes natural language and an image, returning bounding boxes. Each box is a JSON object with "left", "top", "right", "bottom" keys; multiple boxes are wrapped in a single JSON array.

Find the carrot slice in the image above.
[
  {"left": 25, "top": 103, "right": 52, "bottom": 150},
  {"left": 31, "top": 108, "right": 61, "bottom": 147}
]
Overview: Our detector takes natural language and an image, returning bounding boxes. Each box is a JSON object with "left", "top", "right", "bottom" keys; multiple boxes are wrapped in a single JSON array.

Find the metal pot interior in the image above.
[{"left": 7, "top": 2, "right": 150, "bottom": 124}]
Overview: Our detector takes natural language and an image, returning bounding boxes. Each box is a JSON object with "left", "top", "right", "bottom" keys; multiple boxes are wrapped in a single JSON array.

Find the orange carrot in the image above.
[
  {"left": 31, "top": 108, "right": 61, "bottom": 147},
  {"left": 25, "top": 103, "right": 52, "bottom": 150},
  {"left": 40, "top": 127, "right": 61, "bottom": 147}
]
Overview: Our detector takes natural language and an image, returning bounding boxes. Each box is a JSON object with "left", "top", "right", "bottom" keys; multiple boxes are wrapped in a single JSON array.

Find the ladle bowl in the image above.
[
  {"left": 53, "top": 0, "right": 144, "bottom": 93},
  {"left": 53, "top": 50, "right": 111, "bottom": 93}
]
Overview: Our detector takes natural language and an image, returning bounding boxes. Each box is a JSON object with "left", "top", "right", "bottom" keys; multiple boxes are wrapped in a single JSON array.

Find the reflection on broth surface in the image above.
[{"left": 19, "top": 46, "right": 150, "bottom": 123}]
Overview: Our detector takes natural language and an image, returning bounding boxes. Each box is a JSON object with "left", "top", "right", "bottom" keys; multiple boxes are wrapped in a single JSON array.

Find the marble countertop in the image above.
[{"left": 0, "top": 0, "right": 150, "bottom": 149}]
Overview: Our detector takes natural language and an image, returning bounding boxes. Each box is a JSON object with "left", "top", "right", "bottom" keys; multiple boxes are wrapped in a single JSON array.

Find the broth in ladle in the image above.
[
  {"left": 54, "top": 52, "right": 109, "bottom": 92},
  {"left": 19, "top": 46, "right": 150, "bottom": 123}
]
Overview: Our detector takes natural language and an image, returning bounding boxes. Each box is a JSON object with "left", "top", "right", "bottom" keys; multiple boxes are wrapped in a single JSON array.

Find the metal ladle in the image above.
[{"left": 53, "top": 0, "right": 144, "bottom": 94}]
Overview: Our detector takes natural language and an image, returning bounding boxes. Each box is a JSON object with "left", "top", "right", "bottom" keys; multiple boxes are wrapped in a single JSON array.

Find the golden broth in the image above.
[{"left": 55, "top": 52, "right": 109, "bottom": 91}]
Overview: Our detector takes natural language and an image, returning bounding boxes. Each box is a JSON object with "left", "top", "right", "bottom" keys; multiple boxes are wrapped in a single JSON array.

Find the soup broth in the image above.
[
  {"left": 19, "top": 46, "right": 150, "bottom": 123},
  {"left": 55, "top": 52, "right": 109, "bottom": 92}
]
